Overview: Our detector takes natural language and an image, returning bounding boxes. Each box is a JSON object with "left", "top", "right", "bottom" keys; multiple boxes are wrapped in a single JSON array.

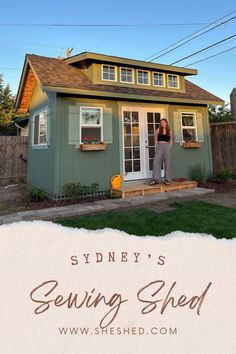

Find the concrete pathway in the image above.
[{"left": 0, "top": 187, "right": 215, "bottom": 225}]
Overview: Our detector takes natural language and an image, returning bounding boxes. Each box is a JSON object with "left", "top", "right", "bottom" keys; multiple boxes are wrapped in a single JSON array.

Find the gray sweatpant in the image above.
[{"left": 152, "top": 143, "right": 172, "bottom": 181}]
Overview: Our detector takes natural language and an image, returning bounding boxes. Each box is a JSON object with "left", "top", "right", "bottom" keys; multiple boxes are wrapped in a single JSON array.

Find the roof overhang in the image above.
[
  {"left": 43, "top": 85, "right": 223, "bottom": 106},
  {"left": 64, "top": 51, "right": 198, "bottom": 76},
  {"left": 15, "top": 56, "right": 41, "bottom": 113}
]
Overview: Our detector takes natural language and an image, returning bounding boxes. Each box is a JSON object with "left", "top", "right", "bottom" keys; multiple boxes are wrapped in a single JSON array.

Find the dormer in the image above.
[{"left": 64, "top": 52, "right": 197, "bottom": 94}]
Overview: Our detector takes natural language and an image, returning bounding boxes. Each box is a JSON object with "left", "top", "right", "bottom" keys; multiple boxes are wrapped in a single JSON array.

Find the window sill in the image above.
[
  {"left": 80, "top": 143, "right": 107, "bottom": 151},
  {"left": 32, "top": 144, "right": 49, "bottom": 150},
  {"left": 182, "top": 141, "right": 202, "bottom": 148}
]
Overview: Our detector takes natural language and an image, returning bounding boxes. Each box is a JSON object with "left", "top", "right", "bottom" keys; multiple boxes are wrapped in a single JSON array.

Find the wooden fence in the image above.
[
  {"left": 0, "top": 136, "right": 28, "bottom": 186},
  {"left": 210, "top": 121, "right": 236, "bottom": 173}
]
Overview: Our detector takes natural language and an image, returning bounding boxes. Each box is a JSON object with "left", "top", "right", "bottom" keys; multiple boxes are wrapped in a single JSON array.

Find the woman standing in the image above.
[{"left": 149, "top": 118, "right": 173, "bottom": 185}]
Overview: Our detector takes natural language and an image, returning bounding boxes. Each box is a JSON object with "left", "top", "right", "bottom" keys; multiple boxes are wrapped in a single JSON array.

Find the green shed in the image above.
[{"left": 15, "top": 52, "right": 223, "bottom": 199}]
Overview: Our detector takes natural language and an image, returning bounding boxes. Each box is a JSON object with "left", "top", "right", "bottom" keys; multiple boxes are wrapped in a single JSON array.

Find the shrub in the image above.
[
  {"left": 190, "top": 164, "right": 206, "bottom": 183},
  {"left": 63, "top": 182, "right": 103, "bottom": 201},
  {"left": 90, "top": 183, "right": 99, "bottom": 194},
  {"left": 63, "top": 182, "right": 80, "bottom": 201},
  {"left": 213, "top": 169, "right": 232, "bottom": 183},
  {"left": 79, "top": 183, "right": 100, "bottom": 197},
  {"left": 26, "top": 187, "right": 44, "bottom": 202}
]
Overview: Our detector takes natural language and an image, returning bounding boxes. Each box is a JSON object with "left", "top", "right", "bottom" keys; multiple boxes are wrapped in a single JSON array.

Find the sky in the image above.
[{"left": 1, "top": 0, "right": 235, "bottom": 105}]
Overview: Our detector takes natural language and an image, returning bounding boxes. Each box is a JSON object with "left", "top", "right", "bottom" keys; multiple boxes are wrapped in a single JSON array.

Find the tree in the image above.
[
  {"left": 0, "top": 74, "right": 27, "bottom": 134},
  {"left": 208, "top": 104, "right": 232, "bottom": 123},
  {"left": 0, "top": 74, "right": 15, "bottom": 130}
]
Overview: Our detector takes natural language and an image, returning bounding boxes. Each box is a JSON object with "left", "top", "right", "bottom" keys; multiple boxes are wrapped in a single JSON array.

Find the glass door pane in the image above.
[{"left": 123, "top": 111, "right": 142, "bottom": 178}]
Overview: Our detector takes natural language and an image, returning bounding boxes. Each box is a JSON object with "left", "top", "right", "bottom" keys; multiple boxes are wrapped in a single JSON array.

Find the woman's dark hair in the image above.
[{"left": 159, "top": 118, "right": 170, "bottom": 135}]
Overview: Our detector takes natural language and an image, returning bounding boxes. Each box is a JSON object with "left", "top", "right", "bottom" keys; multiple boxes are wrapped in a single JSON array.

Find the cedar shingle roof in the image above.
[{"left": 16, "top": 54, "right": 224, "bottom": 112}]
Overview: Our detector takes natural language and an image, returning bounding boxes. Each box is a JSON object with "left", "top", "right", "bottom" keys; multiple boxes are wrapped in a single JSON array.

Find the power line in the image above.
[
  {"left": 184, "top": 45, "right": 236, "bottom": 67},
  {"left": 70, "top": 0, "right": 123, "bottom": 54},
  {"left": 88, "top": 2, "right": 161, "bottom": 53},
  {"left": 146, "top": 10, "right": 236, "bottom": 61},
  {"left": 150, "top": 15, "right": 236, "bottom": 61},
  {"left": 0, "top": 22, "right": 209, "bottom": 27},
  {"left": 170, "top": 33, "right": 236, "bottom": 65}
]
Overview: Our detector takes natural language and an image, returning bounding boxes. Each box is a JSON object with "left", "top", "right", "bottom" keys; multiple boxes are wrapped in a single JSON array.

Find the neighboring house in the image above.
[
  {"left": 8, "top": 116, "right": 29, "bottom": 136},
  {"left": 15, "top": 116, "right": 29, "bottom": 136},
  {"left": 15, "top": 52, "right": 223, "bottom": 199}
]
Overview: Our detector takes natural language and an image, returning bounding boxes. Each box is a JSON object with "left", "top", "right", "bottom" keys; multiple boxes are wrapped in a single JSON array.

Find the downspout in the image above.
[{"left": 14, "top": 122, "right": 27, "bottom": 132}]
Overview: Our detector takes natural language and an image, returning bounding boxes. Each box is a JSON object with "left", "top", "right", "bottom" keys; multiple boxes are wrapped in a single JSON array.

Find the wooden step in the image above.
[{"left": 111, "top": 181, "right": 198, "bottom": 198}]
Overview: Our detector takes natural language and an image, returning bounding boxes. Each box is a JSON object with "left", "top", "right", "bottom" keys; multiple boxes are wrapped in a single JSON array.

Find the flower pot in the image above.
[
  {"left": 80, "top": 143, "right": 107, "bottom": 151},
  {"left": 182, "top": 141, "right": 202, "bottom": 148}
]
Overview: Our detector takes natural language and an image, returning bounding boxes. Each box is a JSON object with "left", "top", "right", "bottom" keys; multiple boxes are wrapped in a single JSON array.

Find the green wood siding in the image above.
[
  {"left": 54, "top": 97, "right": 119, "bottom": 195},
  {"left": 27, "top": 84, "right": 57, "bottom": 195},
  {"left": 169, "top": 105, "right": 212, "bottom": 179},
  {"left": 26, "top": 89, "right": 212, "bottom": 197}
]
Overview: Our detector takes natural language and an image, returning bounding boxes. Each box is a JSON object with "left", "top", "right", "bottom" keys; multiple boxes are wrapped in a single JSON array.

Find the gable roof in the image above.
[{"left": 15, "top": 53, "right": 224, "bottom": 113}]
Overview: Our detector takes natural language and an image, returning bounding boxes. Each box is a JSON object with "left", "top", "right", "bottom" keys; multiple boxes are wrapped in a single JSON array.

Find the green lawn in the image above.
[
  {"left": 56, "top": 200, "right": 236, "bottom": 239},
  {"left": 0, "top": 202, "right": 24, "bottom": 214}
]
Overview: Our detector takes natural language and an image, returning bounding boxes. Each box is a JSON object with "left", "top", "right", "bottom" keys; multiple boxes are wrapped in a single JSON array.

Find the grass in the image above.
[
  {"left": 0, "top": 202, "right": 24, "bottom": 214},
  {"left": 56, "top": 200, "right": 236, "bottom": 239}
]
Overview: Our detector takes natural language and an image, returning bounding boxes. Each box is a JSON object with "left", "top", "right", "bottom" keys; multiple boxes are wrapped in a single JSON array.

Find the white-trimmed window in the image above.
[
  {"left": 102, "top": 65, "right": 117, "bottom": 81},
  {"left": 167, "top": 74, "right": 179, "bottom": 88},
  {"left": 32, "top": 109, "right": 48, "bottom": 146},
  {"left": 137, "top": 70, "right": 150, "bottom": 85},
  {"left": 80, "top": 107, "right": 103, "bottom": 143},
  {"left": 181, "top": 113, "right": 197, "bottom": 142},
  {"left": 120, "top": 67, "right": 134, "bottom": 83},
  {"left": 153, "top": 72, "right": 165, "bottom": 87}
]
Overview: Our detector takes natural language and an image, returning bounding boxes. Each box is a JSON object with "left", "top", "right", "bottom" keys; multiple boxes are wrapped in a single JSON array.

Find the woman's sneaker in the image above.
[
  {"left": 149, "top": 180, "right": 159, "bottom": 185},
  {"left": 164, "top": 180, "right": 170, "bottom": 185}
]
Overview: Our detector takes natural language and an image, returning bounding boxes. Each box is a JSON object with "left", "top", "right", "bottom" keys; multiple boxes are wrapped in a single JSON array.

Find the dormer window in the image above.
[
  {"left": 153, "top": 72, "right": 165, "bottom": 87},
  {"left": 100, "top": 63, "right": 181, "bottom": 90},
  {"left": 167, "top": 74, "right": 179, "bottom": 88},
  {"left": 120, "top": 68, "right": 134, "bottom": 83},
  {"left": 102, "top": 65, "right": 117, "bottom": 81},
  {"left": 137, "top": 70, "right": 150, "bottom": 85}
]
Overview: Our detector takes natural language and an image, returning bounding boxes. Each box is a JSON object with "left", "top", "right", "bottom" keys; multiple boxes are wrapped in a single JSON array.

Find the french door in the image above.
[{"left": 122, "top": 106, "right": 163, "bottom": 181}]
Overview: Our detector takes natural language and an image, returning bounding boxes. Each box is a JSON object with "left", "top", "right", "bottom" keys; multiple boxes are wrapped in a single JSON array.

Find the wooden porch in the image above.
[{"left": 111, "top": 180, "right": 198, "bottom": 198}]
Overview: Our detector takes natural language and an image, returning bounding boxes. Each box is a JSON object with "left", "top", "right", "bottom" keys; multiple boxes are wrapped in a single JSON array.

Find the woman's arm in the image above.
[
  {"left": 154, "top": 128, "right": 159, "bottom": 146},
  {"left": 169, "top": 130, "right": 173, "bottom": 145}
]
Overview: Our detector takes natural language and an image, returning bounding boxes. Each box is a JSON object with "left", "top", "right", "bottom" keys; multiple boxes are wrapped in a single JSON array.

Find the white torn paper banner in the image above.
[{"left": 0, "top": 221, "right": 235, "bottom": 354}]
